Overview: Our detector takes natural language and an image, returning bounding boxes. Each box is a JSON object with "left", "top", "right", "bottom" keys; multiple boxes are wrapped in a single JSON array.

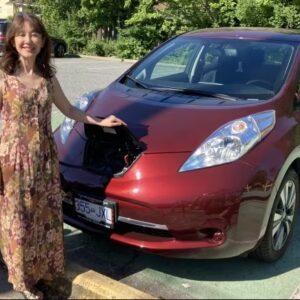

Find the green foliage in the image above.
[
  {"left": 84, "top": 39, "right": 118, "bottom": 56},
  {"left": 270, "top": 3, "right": 300, "bottom": 28},
  {"left": 210, "top": 0, "right": 238, "bottom": 27},
  {"left": 102, "top": 40, "right": 118, "bottom": 57},
  {"left": 116, "top": 0, "right": 218, "bottom": 59},
  {"left": 31, "top": 0, "right": 137, "bottom": 52},
  {"left": 84, "top": 39, "right": 106, "bottom": 56},
  {"left": 29, "top": 0, "right": 300, "bottom": 59},
  {"left": 236, "top": 0, "right": 276, "bottom": 27},
  {"left": 78, "top": 0, "right": 139, "bottom": 34},
  {"left": 116, "top": 36, "right": 146, "bottom": 59},
  {"left": 32, "top": 0, "right": 84, "bottom": 52},
  {"left": 164, "top": 0, "right": 214, "bottom": 30},
  {"left": 116, "top": 0, "right": 170, "bottom": 59},
  {"left": 234, "top": 0, "right": 300, "bottom": 28}
]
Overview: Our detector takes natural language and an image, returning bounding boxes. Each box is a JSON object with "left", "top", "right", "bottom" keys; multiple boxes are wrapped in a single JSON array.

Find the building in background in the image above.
[{"left": 0, "top": 0, "right": 26, "bottom": 19}]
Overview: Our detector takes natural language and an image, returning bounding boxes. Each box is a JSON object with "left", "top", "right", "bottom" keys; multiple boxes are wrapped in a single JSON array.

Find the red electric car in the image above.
[{"left": 54, "top": 28, "right": 300, "bottom": 262}]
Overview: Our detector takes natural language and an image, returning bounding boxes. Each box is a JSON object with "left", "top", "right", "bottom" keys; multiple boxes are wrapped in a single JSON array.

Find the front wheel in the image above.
[{"left": 254, "top": 169, "right": 299, "bottom": 262}]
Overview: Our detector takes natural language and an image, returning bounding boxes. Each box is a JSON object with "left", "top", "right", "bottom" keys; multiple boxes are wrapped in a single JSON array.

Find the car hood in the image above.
[{"left": 86, "top": 83, "right": 272, "bottom": 153}]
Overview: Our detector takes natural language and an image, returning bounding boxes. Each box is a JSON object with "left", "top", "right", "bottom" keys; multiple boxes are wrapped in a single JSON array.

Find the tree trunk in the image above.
[{"left": 97, "top": 28, "right": 103, "bottom": 40}]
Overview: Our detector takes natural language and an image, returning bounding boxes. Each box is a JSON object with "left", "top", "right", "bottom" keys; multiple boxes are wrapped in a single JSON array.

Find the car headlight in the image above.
[
  {"left": 179, "top": 110, "right": 275, "bottom": 172},
  {"left": 60, "top": 90, "right": 100, "bottom": 144}
]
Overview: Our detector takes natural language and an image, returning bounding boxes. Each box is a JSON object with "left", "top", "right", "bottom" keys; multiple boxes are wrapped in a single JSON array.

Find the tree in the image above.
[
  {"left": 209, "top": 0, "right": 238, "bottom": 27},
  {"left": 29, "top": 0, "right": 300, "bottom": 59},
  {"left": 271, "top": 2, "right": 300, "bottom": 28},
  {"left": 236, "top": 0, "right": 276, "bottom": 27},
  {"left": 116, "top": 0, "right": 170, "bottom": 59},
  {"left": 78, "top": 0, "right": 138, "bottom": 39}
]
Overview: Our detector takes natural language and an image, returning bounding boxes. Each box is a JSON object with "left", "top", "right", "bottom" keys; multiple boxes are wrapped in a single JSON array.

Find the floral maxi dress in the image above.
[{"left": 0, "top": 70, "right": 64, "bottom": 292}]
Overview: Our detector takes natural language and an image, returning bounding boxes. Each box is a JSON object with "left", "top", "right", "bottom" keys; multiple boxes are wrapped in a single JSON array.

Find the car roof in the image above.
[{"left": 182, "top": 27, "right": 300, "bottom": 42}]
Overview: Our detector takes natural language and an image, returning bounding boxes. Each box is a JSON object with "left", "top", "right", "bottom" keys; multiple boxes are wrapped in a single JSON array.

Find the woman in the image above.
[{"left": 0, "top": 13, "right": 126, "bottom": 299}]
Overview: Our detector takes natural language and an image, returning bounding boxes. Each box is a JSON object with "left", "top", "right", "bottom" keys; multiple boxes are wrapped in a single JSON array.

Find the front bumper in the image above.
[
  {"left": 63, "top": 200, "right": 225, "bottom": 252},
  {"left": 60, "top": 151, "right": 274, "bottom": 258}
]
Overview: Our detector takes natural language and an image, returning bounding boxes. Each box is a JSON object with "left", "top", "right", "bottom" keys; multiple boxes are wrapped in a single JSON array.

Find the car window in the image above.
[
  {"left": 128, "top": 37, "right": 296, "bottom": 101},
  {"left": 150, "top": 43, "right": 197, "bottom": 79}
]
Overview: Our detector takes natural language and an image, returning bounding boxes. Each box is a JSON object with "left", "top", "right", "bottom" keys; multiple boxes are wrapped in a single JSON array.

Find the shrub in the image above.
[
  {"left": 84, "top": 39, "right": 106, "bottom": 56},
  {"left": 115, "top": 36, "right": 147, "bottom": 59},
  {"left": 102, "top": 40, "right": 118, "bottom": 57},
  {"left": 83, "top": 39, "right": 118, "bottom": 57}
]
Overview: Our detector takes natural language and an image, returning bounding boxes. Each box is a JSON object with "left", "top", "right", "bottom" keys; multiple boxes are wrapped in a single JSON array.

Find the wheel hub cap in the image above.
[{"left": 272, "top": 180, "right": 296, "bottom": 251}]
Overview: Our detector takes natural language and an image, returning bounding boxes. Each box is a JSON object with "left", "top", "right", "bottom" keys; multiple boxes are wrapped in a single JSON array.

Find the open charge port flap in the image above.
[{"left": 83, "top": 122, "right": 144, "bottom": 176}]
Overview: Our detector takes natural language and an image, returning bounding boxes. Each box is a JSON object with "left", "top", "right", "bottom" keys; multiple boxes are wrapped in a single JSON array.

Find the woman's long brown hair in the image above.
[{"left": 0, "top": 12, "right": 55, "bottom": 79}]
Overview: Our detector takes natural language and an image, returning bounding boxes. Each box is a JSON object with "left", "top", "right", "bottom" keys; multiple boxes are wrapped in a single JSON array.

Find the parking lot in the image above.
[{"left": 1, "top": 56, "right": 300, "bottom": 299}]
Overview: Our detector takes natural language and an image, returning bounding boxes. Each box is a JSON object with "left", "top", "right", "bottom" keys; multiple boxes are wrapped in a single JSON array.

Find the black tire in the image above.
[
  {"left": 254, "top": 169, "right": 299, "bottom": 262},
  {"left": 54, "top": 43, "right": 65, "bottom": 58}
]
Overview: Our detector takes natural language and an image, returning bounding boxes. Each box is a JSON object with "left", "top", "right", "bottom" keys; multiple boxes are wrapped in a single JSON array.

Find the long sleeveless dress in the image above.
[{"left": 0, "top": 70, "right": 64, "bottom": 292}]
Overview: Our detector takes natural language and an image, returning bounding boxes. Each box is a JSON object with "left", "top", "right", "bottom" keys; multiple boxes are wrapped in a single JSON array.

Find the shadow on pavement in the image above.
[
  {"left": 1, "top": 218, "right": 299, "bottom": 298},
  {"left": 64, "top": 217, "right": 300, "bottom": 283}
]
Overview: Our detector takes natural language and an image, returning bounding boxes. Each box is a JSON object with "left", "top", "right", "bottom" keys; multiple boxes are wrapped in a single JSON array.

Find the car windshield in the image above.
[{"left": 125, "top": 37, "right": 296, "bottom": 101}]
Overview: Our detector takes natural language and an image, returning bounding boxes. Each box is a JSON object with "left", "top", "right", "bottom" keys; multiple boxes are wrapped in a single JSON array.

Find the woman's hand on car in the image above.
[{"left": 97, "top": 115, "right": 127, "bottom": 127}]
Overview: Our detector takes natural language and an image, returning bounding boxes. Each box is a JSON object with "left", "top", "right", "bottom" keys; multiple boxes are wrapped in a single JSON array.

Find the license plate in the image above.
[{"left": 74, "top": 197, "right": 115, "bottom": 228}]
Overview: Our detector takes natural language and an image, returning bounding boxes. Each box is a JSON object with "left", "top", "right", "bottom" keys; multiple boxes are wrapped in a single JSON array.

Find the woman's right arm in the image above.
[{"left": 51, "top": 76, "right": 126, "bottom": 127}]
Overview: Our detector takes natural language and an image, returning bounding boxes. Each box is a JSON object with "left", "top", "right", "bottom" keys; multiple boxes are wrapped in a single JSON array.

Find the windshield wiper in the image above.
[
  {"left": 124, "top": 75, "right": 240, "bottom": 101},
  {"left": 124, "top": 74, "right": 150, "bottom": 89},
  {"left": 150, "top": 87, "right": 240, "bottom": 102}
]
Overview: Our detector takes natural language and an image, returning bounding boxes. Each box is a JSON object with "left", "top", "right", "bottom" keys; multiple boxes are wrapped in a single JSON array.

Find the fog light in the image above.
[{"left": 212, "top": 230, "right": 225, "bottom": 243}]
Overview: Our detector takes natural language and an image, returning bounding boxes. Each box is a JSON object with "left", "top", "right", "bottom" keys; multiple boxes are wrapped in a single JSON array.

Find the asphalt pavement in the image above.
[{"left": 1, "top": 56, "right": 300, "bottom": 299}]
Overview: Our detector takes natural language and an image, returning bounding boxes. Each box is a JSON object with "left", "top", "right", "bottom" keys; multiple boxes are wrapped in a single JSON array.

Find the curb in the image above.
[
  {"left": 78, "top": 54, "right": 138, "bottom": 64},
  {"left": 64, "top": 261, "right": 156, "bottom": 299}
]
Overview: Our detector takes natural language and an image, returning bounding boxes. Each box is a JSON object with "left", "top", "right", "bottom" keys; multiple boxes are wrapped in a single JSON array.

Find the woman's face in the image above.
[{"left": 14, "top": 20, "right": 44, "bottom": 61}]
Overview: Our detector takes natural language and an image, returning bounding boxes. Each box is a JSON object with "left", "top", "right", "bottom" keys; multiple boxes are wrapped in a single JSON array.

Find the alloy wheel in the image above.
[{"left": 272, "top": 180, "right": 296, "bottom": 251}]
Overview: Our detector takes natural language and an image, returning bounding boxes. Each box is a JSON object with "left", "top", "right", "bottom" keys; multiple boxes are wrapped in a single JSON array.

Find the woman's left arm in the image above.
[{"left": 52, "top": 76, "right": 126, "bottom": 127}]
